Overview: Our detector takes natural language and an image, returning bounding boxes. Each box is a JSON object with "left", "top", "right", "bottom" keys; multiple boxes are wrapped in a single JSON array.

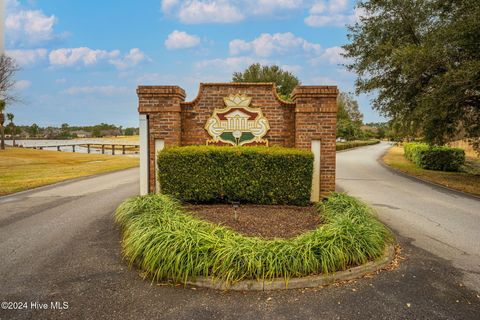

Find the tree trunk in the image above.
[
  {"left": 0, "top": 125, "right": 5, "bottom": 150},
  {"left": 0, "top": 113, "right": 4, "bottom": 150}
]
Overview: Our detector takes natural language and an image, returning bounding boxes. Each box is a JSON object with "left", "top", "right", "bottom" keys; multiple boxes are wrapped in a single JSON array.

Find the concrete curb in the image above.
[{"left": 185, "top": 244, "right": 395, "bottom": 291}]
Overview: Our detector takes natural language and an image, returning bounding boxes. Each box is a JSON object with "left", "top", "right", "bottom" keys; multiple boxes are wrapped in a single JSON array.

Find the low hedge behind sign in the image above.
[
  {"left": 404, "top": 143, "right": 465, "bottom": 171},
  {"left": 157, "top": 146, "right": 313, "bottom": 205},
  {"left": 336, "top": 140, "right": 380, "bottom": 151}
]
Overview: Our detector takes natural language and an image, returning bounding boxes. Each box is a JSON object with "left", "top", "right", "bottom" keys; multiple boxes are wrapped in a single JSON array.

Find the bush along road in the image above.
[{"left": 0, "top": 144, "right": 479, "bottom": 319}]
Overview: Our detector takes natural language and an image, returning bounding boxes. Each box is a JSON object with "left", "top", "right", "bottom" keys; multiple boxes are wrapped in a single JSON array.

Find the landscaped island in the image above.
[{"left": 115, "top": 146, "right": 393, "bottom": 288}]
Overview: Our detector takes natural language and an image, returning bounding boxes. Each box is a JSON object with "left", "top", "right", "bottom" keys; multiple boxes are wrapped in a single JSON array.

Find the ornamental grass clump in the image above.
[{"left": 115, "top": 193, "right": 392, "bottom": 285}]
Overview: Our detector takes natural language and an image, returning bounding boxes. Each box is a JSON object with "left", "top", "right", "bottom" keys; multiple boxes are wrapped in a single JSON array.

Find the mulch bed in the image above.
[{"left": 184, "top": 204, "right": 321, "bottom": 239}]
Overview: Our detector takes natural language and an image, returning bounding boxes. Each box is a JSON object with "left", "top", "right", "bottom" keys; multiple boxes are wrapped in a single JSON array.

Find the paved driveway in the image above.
[
  {"left": 336, "top": 142, "right": 480, "bottom": 291},
  {"left": 0, "top": 152, "right": 479, "bottom": 319}
]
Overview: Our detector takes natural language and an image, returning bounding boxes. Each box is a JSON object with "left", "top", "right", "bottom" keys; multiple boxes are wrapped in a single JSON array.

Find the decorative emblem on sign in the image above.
[{"left": 205, "top": 94, "right": 270, "bottom": 146}]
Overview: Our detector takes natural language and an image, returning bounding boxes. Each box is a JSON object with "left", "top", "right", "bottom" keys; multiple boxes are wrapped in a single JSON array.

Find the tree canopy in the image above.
[
  {"left": 232, "top": 63, "right": 300, "bottom": 100},
  {"left": 337, "top": 92, "right": 365, "bottom": 141},
  {"left": 343, "top": 0, "right": 480, "bottom": 149}
]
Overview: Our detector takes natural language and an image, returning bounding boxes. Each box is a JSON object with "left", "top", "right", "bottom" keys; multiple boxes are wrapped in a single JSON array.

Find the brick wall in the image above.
[
  {"left": 181, "top": 83, "right": 295, "bottom": 147},
  {"left": 137, "top": 83, "right": 338, "bottom": 197},
  {"left": 292, "top": 86, "right": 338, "bottom": 197}
]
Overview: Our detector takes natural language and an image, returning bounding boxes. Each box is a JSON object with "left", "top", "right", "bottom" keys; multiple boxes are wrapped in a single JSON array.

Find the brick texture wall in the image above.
[
  {"left": 137, "top": 83, "right": 338, "bottom": 197},
  {"left": 292, "top": 86, "right": 338, "bottom": 197}
]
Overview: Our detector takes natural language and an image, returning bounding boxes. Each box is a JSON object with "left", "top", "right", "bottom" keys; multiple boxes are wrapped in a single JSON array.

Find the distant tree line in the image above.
[{"left": 5, "top": 123, "right": 139, "bottom": 140}]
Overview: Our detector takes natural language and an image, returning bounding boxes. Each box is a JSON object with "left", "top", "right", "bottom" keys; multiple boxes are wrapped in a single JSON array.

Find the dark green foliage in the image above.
[
  {"left": 337, "top": 92, "right": 365, "bottom": 141},
  {"left": 343, "top": 0, "right": 480, "bottom": 149},
  {"left": 404, "top": 143, "right": 465, "bottom": 171},
  {"left": 115, "top": 193, "right": 392, "bottom": 284},
  {"left": 158, "top": 146, "right": 313, "bottom": 206},
  {"left": 232, "top": 63, "right": 300, "bottom": 100},
  {"left": 336, "top": 140, "right": 380, "bottom": 151}
]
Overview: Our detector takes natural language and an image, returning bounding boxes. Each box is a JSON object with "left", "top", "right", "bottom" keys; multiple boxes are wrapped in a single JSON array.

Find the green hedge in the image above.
[
  {"left": 336, "top": 140, "right": 380, "bottom": 151},
  {"left": 157, "top": 146, "right": 313, "bottom": 206},
  {"left": 404, "top": 143, "right": 465, "bottom": 171},
  {"left": 115, "top": 193, "right": 392, "bottom": 284}
]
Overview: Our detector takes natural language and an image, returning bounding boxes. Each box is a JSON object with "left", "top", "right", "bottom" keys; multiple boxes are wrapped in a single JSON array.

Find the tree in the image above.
[
  {"left": 7, "top": 113, "right": 15, "bottom": 146},
  {"left": 232, "top": 63, "right": 300, "bottom": 100},
  {"left": 337, "top": 92, "right": 364, "bottom": 140},
  {"left": 29, "top": 123, "right": 39, "bottom": 137},
  {"left": 0, "top": 54, "right": 20, "bottom": 150},
  {"left": 124, "top": 127, "right": 135, "bottom": 136},
  {"left": 343, "top": 0, "right": 480, "bottom": 149}
]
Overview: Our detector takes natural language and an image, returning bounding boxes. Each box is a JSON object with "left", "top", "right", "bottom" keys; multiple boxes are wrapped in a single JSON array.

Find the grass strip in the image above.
[{"left": 0, "top": 147, "right": 139, "bottom": 195}]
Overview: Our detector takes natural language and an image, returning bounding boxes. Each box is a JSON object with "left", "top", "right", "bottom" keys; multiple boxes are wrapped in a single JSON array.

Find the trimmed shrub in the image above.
[
  {"left": 336, "top": 140, "right": 380, "bottom": 151},
  {"left": 115, "top": 193, "right": 392, "bottom": 284},
  {"left": 157, "top": 146, "right": 313, "bottom": 205},
  {"left": 404, "top": 143, "right": 465, "bottom": 171}
]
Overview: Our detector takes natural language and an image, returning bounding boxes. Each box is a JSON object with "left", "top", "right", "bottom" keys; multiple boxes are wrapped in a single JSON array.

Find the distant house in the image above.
[{"left": 71, "top": 130, "right": 92, "bottom": 138}]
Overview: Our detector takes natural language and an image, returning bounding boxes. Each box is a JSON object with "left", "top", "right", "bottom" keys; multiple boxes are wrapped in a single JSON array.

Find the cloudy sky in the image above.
[{"left": 6, "top": 0, "right": 383, "bottom": 127}]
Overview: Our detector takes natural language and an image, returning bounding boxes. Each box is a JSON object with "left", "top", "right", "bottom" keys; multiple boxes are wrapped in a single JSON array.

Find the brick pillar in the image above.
[
  {"left": 137, "top": 86, "right": 186, "bottom": 193},
  {"left": 292, "top": 86, "right": 338, "bottom": 198}
]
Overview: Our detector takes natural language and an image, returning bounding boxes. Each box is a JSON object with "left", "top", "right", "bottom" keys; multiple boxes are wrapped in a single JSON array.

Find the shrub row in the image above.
[
  {"left": 336, "top": 140, "right": 380, "bottom": 151},
  {"left": 115, "top": 193, "right": 392, "bottom": 284},
  {"left": 157, "top": 146, "right": 313, "bottom": 205},
  {"left": 404, "top": 143, "right": 465, "bottom": 171}
]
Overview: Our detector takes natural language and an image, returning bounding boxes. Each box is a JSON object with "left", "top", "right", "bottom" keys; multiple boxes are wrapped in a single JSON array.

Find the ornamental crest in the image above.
[{"left": 205, "top": 94, "right": 270, "bottom": 146}]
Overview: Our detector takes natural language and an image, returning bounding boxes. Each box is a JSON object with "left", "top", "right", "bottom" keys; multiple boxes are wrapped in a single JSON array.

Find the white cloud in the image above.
[
  {"left": 229, "top": 32, "right": 321, "bottom": 57},
  {"left": 6, "top": 0, "right": 20, "bottom": 10},
  {"left": 178, "top": 0, "right": 244, "bottom": 24},
  {"left": 161, "top": 0, "right": 304, "bottom": 24},
  {"left": 309, "top": 46, "right": 348, "bottom": 65},
  {"left": 322, "top": 46, "right": 347, "bottom": 64},
  {"left": 162, "top": 0, "right": 180, "bottom": 12},
  {"left": 109, "top": 48, "right": 148, "bottom": 69},
  {"left": 55, "top": 78, "right": 67, "bottom": 84},
  {"left": 165, "top": 30, "right": 201, "bottom": 49},
  {"left": 49, "top": 47, "right": 120, "bottom": 67},
  {"left": 253, "top": 0, "right": 303, "bottom": 14},
  {"left": 62, "top": 85, "right": 129, "bottom": 95},
  {"left": 305, "top": 0, "right": 360, "bottom": 27},
  {"left": 309, "top": 0, "right": 348, "bottom": 14},
  {"left": 14, "top": 80, "right": 31, "bottom": 90},
  {"left": 304, "top": 13, "right": 354, "bottom": 27},
  {"left": 7, "top": 48, "right": 47, "bottom": 65},
  {"left": 6, "top": 10, "right": 57, "bottom": 45},
  {"left": 229, "top": 39, "right": 251, "bottom": 55}
]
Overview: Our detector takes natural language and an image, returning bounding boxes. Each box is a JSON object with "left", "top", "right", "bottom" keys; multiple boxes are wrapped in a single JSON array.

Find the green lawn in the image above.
[
  {"left": 383, "top": 146, "right": 480, "bottom": 197},
  {"left": 0, "top": 147, "right": 139, "bottom": 196}
]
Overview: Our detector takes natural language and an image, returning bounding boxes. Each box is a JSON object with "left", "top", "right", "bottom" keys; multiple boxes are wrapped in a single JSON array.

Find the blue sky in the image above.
[{"left": 6, "top": 0, "right": 384, "bottom": 127}]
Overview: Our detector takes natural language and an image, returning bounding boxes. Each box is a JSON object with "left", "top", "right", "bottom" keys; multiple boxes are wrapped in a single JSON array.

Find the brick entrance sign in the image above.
[{"left": 137, "top": 83, "right": 338, "bottom": 201}]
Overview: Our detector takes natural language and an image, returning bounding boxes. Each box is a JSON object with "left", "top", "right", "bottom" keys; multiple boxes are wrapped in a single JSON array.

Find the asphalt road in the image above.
[
  {"left": 1, "top": 147, "right": 479, "bottom": 320},
  {"left": 336, "top": 142, "right": 480, "bottom": 291}
]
